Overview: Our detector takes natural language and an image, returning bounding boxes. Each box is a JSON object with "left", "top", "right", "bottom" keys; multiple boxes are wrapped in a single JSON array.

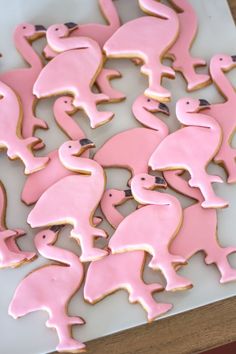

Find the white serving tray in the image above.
[{"left": 0, "top": 1, "right": 236, "bottom": 353}]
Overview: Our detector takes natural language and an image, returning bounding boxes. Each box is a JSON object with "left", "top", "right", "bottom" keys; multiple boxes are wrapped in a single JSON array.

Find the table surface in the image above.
[{"left": 81, "top": 2, "right": 236, "bottom": 354}]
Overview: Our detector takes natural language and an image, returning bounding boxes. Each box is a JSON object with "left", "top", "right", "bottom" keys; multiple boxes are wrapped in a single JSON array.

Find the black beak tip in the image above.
[
  {"left": 64, "top": 22, "right": 77, "bottom": 29},
  {"left": 199, "top": 99, "right": 210, "bottom": 107},
  {"left": 79, "top": 138, "right": 95, "bottom": 147},
  {"left": 159, "top": 102, "right": 170, "bottom": 115},
  {"left": 35, "top": 25, "right": 47, "bottom": 32},
  {"left": 155, "top": 176, "right": 167, "bottom": 186},
  {"left": 50, "top": 224, "right": 65, "bottom": 233},
  {"left": 231, "top": 55, "right": 236, "bottom": 62},
  {"left": 124, "top": 189, "right": 132, "bottom": 197}
]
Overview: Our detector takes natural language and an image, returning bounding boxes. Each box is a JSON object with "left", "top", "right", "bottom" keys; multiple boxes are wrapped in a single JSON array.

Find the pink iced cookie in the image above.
[
  {"left": 104, "top": 0, "right": 179, "bottom": 101},
  {"left": 0, "top": 80, "right": 48, "bottom": 174},
  {"left": 167, "top": 0, "right": 210, "bottom": 90},
  {"left": 34, "top": 23, "right": 114, "bottom": 129},
  {"left": 149, "top": 97, "right": 228, "bottom": 209},
  {"left": 203, "top": 54, "right": 236, "bottom": 183},
  {"left": 94, "top": 95, "right": 169, "bottom": 184},
  {"left": 0, "top": 181, "right": 35, "bottom": 268},
  {"left": 9, "top": 227, "right": 85, "bottom": 353},
  {"left": 0, "top": 23, "right": 48, "bottom": 143},
  {"left": 84, "top": 250, "right": 172, "bottom": 322},
  {"left": 21, "top": 96, "right": 90, "bottom": 205},
  {"left": 27, "top": 140, "right": 108, "bottom": 262},
  {"left": 109, "top": 173, "right": 192, "bottom": 291},
  {"left": 164, "top": 170, "right": 236, "bottom": 283}
]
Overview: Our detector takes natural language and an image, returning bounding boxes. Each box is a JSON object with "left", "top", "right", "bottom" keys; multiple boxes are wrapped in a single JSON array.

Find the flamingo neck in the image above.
[
  {"left": 0, "top": 182, "right": 6, "bottom": 231},
  {"left": 47, "top": 35, "right": 101, "bottom": 55},
  {"left": 14, "top": 31, "right": 42, "bottom": 70},
  {"left": 38, "top": 243, "right": 81, "bottom": 269},
  {"left": 101, "top": 198, "right": 124, "bottom": 229},
  {"left": 53, "top": 105, "right": 85, "bottom": 141},
  {"left": 99, "top": 0, "right": 120, "bottom": 28},
  {"left": 169, "top": 0, "right": 193, "bottom": 14},
  {"left": 210, "top": 62, "right": 235, "bottom": 101},
  {"left": 139, "top": 0, "right": 179, "bottom": 25},
  {"left": 132, "top": 183, "right": 176, "bottom": 207},
  {"left": 176, "top": 107, "right": 220, "bottom": 131},
  {"left": 132, "top": 101, "right": 168, "bottom": 136}
]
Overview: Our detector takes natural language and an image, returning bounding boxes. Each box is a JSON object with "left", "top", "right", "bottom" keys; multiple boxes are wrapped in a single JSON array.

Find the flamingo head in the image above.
[
  {"left": 34, "top": 225, "right": 65, "bottom": 249},
  {"left": 177, "top": 97, "right": 211, "bottom": 114},
  {"left": 15, "top": 23, "right": 46, "bottom": 40},
  {"left": 211, "top": 53, "right": 236, "bottom": 71},
  {"left": 54, "top": 96, "right": 76, "bottom": 115},
  {"left": 59, "top": 139, "right": 95, "bottom": 159},
  {"left": 47, "top": 23, "right": 78, "bottom": 40},
  {"left": 102, "top": 188, "right": 133, "bottom": 207},
  {"left": 134, "top": 95, "right": 170, "bottom": 115},
  {"left": 131, "top": 173, "right": 167, "bottom": 192}
]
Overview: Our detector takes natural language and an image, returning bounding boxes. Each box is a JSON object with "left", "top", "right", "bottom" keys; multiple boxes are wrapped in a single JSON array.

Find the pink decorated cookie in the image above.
[
  {"left": 27, "top": 140, "right": 108, "bottom": 262},
  {"left": 0, "top": 80, "right": 48, "bottom": 174},
  {"left": 94, "top": 95, "right": 169, "bottom": 184},
  {"left": 109, "top": 173, "right": 192, "bottom": 291},
  {"left": 149, "top": 97, "right": 228, "bottom": 209},
  {"left": 164, "top": 170, "right": 236, "bottom": 283},
  {"left": 21, "top": 96, "right": 90, "bottom": 205},
  {"left": 203, "top": 54, "right": 236, "bottom": 183},
  {"left": 103, "top": 0, "right": 179, "bottom": 101},
  {"left": 167, "top": 0, "right": 210, "bottom": 90},
  {"left": 0, "top": 181, "right": 35, "bottom": 268},
  {"left": 9, "top": 227, "right": 85, "bottom": 353},
  {"left": 0, "top": 23, "right": 48, "bottom": 144},
  {"left": 84, "top": 250, "right": 172, "bottom": 322},
  {"left": 34, "top": 23, "right": 114, "bottom": 129}
]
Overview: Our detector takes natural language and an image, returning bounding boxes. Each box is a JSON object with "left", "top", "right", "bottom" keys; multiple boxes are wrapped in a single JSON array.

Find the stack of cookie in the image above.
[{"left": 0, "top": 0, "right": 236, "bottom": 352}]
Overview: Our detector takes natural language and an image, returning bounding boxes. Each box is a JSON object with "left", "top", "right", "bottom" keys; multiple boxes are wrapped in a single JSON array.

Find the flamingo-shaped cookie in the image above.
[
  {"left": 27, "top": 140, "right": 108, "bottom": 262},
  {"left": 0, "top": 80, "right": 48, "bottom": 174},
  {"left": 9, "top": 227, "right": 86, "bottom": 353},
  {"left": 94, "top": 95, "right": 169, "bottom": 184},
  {"left": 0, "top": 181, "right": 35, "bottom": 268},
  {"left": 149, "top": 97, "right": 228, "bottom": 209},
  {"left": 103, "top": 0, "right": 179, "bottom": 101},
  {"left": 164, "top": 170, "right": 236, "bottom": 283},
  {"left": 43, "top": 0, "right": 124, "bottom": 102},
  {"left": 167, "top": 0, "right": 210, "bottom": 90},
  {"left": 34, "top": 23, "right": 114, "bottom": 129},
  {"left": 21, "top": 96, "right": 89, "bottom": 205},
  {"left": 109, "top": 173, "right": 192, "bottom": 291},
  {"left": 203, "top": 54, "right": 236, "bottom": 183},
  {"left": 0, "top": 23, "right": 48, "bottom": 142}
]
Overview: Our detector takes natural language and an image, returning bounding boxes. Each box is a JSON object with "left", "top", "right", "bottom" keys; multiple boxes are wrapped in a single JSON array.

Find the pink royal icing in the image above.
[
  {"left": 109, "top": 173, "right": 192, "bottom": 291},
  {"left": 9, "top": 227, "right": 85, "bottom": 353},
  {"left": 167, "top": 0, "right": 210, "bottom": 91},
  {"left": 164, "top": 170, "right": 236, "bottom": 283},
  {"left": 27, "top": 140, "right": 108, "bottom": 262},
  {"left": 94, "top": 95, "right": 169, "bottom": 184},
  {"left": 34, "top": 23, "right": 114, "bottom": 129},
  {"left": 104, "top": 0, "right": 179, "bottom": 101},
  {"left": 204, "top": 54, "right": 236, "bottom": 183},
  {"left": 0, "top": 80, "right": 49, "bottom": 174},
  {"left": 149, "top": 97, "right": 228, "bottom": 209},
  {"left": 21, "top": 96, "right": 89, "bottom": 205},
  {"left": 0, "top": 23, "right": 48, "bottom": 145}
]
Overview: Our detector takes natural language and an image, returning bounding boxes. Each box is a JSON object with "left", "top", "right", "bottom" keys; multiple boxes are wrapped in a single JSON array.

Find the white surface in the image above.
[{"left": 0, "top": 1, "right": 236, "bottom": 353}]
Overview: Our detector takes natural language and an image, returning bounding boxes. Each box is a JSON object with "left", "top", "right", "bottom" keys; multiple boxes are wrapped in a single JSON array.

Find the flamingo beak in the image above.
[
  {"left": 124, "top": 189, "right": 132, "bottom": 198},
  {"left": 64, "top": 22, "right": 78, "bottom": 32},
  {"left": 35, "top": 25, "right": 47, "bottom": 33},
  {"left": 154, "top": 176, "right": 167, "bottom": 188},
  {"left": 198, "top": 99, "right": 211, "bottom": 110},
  {"left": 158, "top": 102, "right": 170, "bottom": 115},
  {"left": 231, "top": 55, "right": 236, "bottom": 62},
  {"left": 49, "top": 224, "right": 65, "bottom": 233},
  {"left": 73, "top": 138, "right": 95, "bottom": 156}
]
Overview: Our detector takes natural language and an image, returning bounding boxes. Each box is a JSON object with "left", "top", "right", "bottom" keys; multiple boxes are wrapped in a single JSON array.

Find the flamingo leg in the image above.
[
  {"left": 0, "top": 230, "right": 27, "bottom": 267},
  {"left": 95, "top": 68, "right": 125, "bottom": 102},
  {"left": 215, "top": 142, "right": 236, "bottom": 184}
]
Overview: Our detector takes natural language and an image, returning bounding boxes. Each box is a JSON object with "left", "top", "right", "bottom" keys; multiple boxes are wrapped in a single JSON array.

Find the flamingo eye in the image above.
[
  {"left": 55, "top": 28, "right": 59, "bottom": 31},
  {"left": 147, "top": 98, "right": 151, "bottom": 102},
  {"left": 109, "top": 193, "right": 112, "bottom": 197},
  {"left": 64, "top": 100, "right": 68, "bottom": 104},
  {"left": 220, "top": 58, "right": 223, "bottom": 61},
  {"left": 42, "top": 235, "right": 46, "bottom": 239},
  {"left": 141, "top": 177, "right": 145, "bottom": 181},
  {"left": 186, "top": 101, "right": 190, "bottom": 104},
  {"left": 23, "top": 26, "right": 26, "bottom": 29},
  {"left": 68, "top": 145, "right": 72, "bottom": 148}
]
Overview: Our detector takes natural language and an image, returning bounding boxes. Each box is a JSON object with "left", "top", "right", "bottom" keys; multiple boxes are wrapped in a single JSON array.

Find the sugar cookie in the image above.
[
  {"left": 104, "top": 0, "right": 179, "bottom": 101},
  {"left": 94, "top": 95, "right": 169, "bottom": 185},
  {"left": 9, "top": 227, "right": 86, "bottom": 353},
  {"left": 34, "top": 23, "right": 114, "bottom": 129},
  {"left": 149, "top": 97, "right": 228, "bottom": 209},
  {"left": 167, "top": 0, "right": 211, "bottom": 91},
  {"left": 109, "top": 173, "right": 192, "bottom": 291},
  {"left": 0, "top": 181, "right": 35, "bottom": 268},
  {"left": 28, "top": 140, "right": 108, "bottom": 262},
  {"left": 0, "top": 80, "right": 49, "bottom": 174},
  {"left": 0, "top": 23, "right": 48, "bottom": 144},
  {"left": 84, "top": 250, "right": 172, "bottom": 322},
  {"left": 21, "top": 96, "right": 89, "bottom": 205},
  {"left": 204, "top": 54, "right": 236, "bottom": 183},
  {"left": 164, "top": 170, "right": 236, "bottom": 283}
]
